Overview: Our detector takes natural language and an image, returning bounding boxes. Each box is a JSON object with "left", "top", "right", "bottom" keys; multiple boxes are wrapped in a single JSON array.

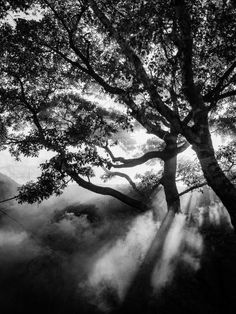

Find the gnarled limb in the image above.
[
  {"left": 104, "top": 145, "right": 165, "bottom": 168},
  {"left": 101, "top": 167, "right": 143, "bottom": 196},
  {"left": 65, "top": 166, "right": 147, "bottom": 212}
]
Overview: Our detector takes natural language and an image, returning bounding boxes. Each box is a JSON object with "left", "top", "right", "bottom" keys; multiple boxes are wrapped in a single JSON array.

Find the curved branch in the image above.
[
  {"left": 102, "top": 167, "right": 143, "bottom": 196},
  {"left": 65, "top": 167, "right": 147, "bottom": 212},
  {"left": 104, "top": 139, "right": 189, "bottom": 170},
  {"left": 104, "top": 146, "right": 165, "bottom": 168},
  {"left": 104, "top": 145, "right": 128, "bottom": 163}
]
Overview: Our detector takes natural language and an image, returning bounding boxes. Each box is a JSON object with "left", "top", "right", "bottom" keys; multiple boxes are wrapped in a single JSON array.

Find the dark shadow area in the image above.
[{"left": 1, "top": 174, "right": 236, "bottom": 314}]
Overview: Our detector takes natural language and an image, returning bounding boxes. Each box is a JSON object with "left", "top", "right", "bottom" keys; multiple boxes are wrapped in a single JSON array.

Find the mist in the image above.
[{"left": 0, "top": 173, "right": 235, "bottom": 314}]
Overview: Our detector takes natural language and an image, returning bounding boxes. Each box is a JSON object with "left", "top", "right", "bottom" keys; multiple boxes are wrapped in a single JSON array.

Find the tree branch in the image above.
[
  {"left": 43, "top": 0, "right": 70, "bottom": 32},
  {"left": 45, "top": 42, "right": 125, "bottom": 95},
  {"left": 203, "top": 60, "right": 236, "bottom": 102},
  {"left": 177, "top": 182, "right": 207, "bottom": 198},
  {"left": 177, "top": 140, "right": 190, "bottom": 154},
  {"left": 15, "top": 77, "right": 46, "bottom": 141},
  {"left": 65, "top": 166, "right": 147, "bottom": 212},
  {"left": 0, "top": 196, "right": 17, "bottom": 204},
  {"left": 182, "top": 110, "right": 193, "bottom": 125},
  {"left": 42, "top": 2, "right": 126, "bottom": 96},
  {"left": 101, "top": 167, "right": 143, "bottom": 196},
  {"left": 174, "top": 0, "right": 202, "bottom": 109},
  {"left": 104, "top": 145, "right": 165, "bottom": 168},
  {"left": 121, "top": 94, "right": 169, "bottom": 139},
  {"left": 214, "top": 89, "right": 236, "bottom": 101},
  {"left": 88, "top": 0, "right": 181, "bottom": 129},
  {"left": 177, "top": 172, "right": 236, "bottom": 199},
  {"left": 42, "top": 42, "right": 89, "bottom": 73},
  {"left": 5, "top": 84, "right": 146, "bottom": 211}
]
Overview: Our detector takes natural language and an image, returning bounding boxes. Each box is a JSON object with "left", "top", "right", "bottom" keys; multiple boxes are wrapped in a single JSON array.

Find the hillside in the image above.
[{"left": 0, "top": 173, "right": 19, "bottom": 201}]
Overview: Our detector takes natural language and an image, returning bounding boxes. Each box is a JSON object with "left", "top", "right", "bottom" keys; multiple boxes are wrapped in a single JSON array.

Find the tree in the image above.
[
  {"left": 0, "top": 48, "right": 187, "bottom": 213},
  {"left": 0, "top": 2, "right": 189, "bottom": 214},
  {"left": 0, "top": 0, "right": 236, "bottom": 225},
  {"left": 85, "top": 0, "right": 236, "bottom": 226}
]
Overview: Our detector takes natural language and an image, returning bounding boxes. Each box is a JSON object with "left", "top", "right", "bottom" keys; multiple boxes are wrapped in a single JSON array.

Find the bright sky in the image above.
[
  {"left": 4, "top": 5, "right": 43, "bottom": 28},
  {"left": 0, "top": 129, "right": 224, "bottom": 185},
  {"left": 0, "top": 130, "right": 155, "bottom": 184}
]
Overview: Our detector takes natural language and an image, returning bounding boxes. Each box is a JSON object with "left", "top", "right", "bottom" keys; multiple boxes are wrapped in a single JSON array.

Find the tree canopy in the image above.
[{"left": 0, "top": 0, "right": 236, "bottom": 226}]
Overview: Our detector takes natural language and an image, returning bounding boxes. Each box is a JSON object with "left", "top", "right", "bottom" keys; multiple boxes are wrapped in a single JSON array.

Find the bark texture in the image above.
[
  {"left": 194, "top": 142, "right": 236, "bottom": 230},
  {"left": 161, "top": 135, "right": 180, "bottom": 214},
  {"left": 162, "top": 156, "right": 180, "bottom": 214}
]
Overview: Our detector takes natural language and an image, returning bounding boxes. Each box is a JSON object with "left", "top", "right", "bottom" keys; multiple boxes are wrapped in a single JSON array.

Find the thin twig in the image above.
[{"left": 0, "top": 195, "right": 17, "bottom": 204}]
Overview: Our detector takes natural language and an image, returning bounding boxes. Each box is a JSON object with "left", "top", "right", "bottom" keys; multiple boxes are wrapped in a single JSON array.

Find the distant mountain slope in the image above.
[
  {"left": 0, "top": 172, "right": 19, "bottom": 201},
  {"left": 0, "top": 171, "right": 230, "bottom": 230},
  {"left": 0, "top": 171, "right": 101, "bottom": 209},
  {"left": 0, "top": 171, "right": 137, "bottom": 214},
  {"left": 0, "top": 172, "right": 137, "bottom": 229}
]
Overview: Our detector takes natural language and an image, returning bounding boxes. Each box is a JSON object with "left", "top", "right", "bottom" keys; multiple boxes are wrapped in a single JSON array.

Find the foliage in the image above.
[
  {"left": 210, "top": 103, "right": 236, "bottom": 137},
  {"left": 0, "top": 0, "right": 33, "bottom": 19},
  {"left": 135, "top": 170, "right": 163, "bottom": 198},
  {"left": 0, "top": 0, "right": 236, "bottom": 213},
  {"left": 216, "top": 140, "right": 236, "bottom": 180},
  {"left": 177, "top": 156, "right": 204, "bottom": 188}
]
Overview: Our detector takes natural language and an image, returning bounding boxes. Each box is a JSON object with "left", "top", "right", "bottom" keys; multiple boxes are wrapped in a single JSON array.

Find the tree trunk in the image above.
[
  {"left": 161, "top": 134, "right": 180, "bottom": 214},
  {"left": 193, "top": 141, "right": 236, "bottom": 230},
  {"left": 119, "top": 143, "right": 181, "bottom": 313},
  {"left": 162, "top": 155, "right": 180, "bottom": 214},
  {"left": 184, "top": 110, "right": 236, "bottom": 230}
]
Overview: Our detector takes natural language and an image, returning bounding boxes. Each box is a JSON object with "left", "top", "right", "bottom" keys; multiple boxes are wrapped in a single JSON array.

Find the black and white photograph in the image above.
[{"left": 0, "top": 1, "right": 236, "bottom": 313}]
